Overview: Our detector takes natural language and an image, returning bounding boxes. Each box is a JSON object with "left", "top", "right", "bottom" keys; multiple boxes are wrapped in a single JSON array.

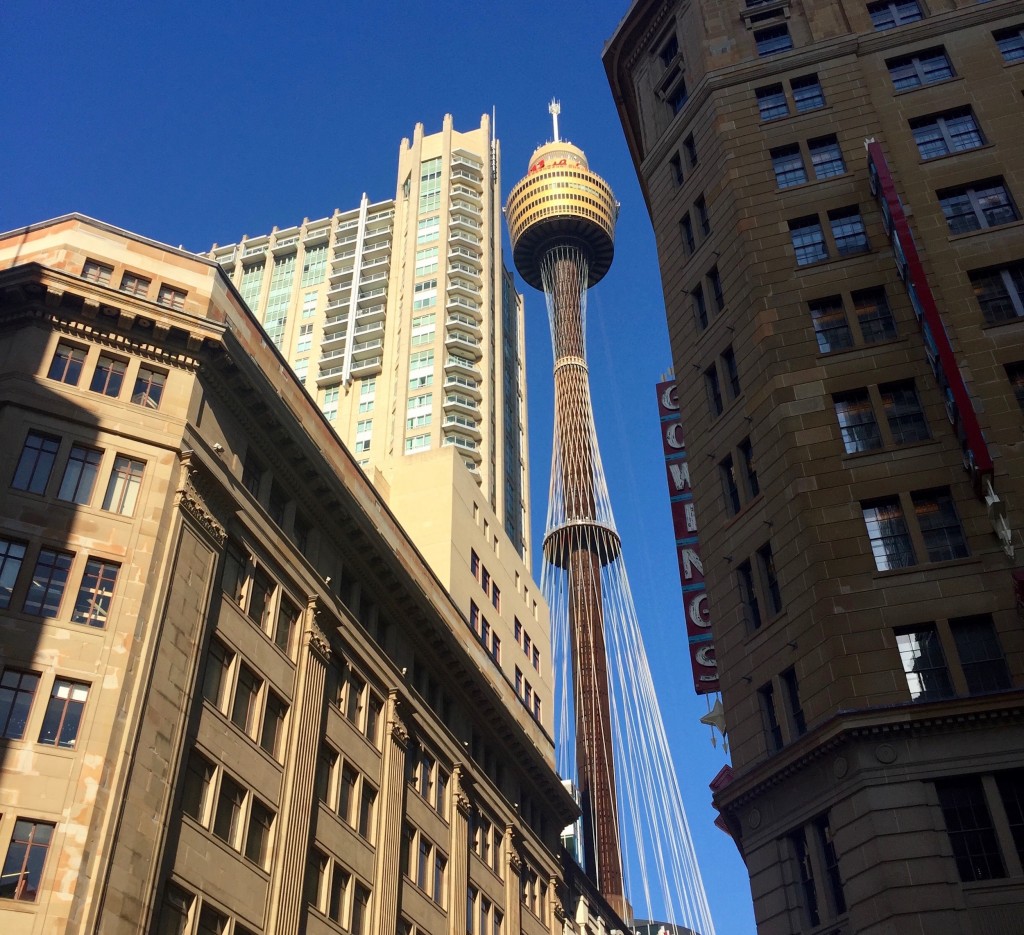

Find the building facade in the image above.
[
  {"left": 204, "top": 116, "right": 549, "bottom": 732},
  {"left": 606, "top": 1, "right": 1024, "bottom": 932},
  {"left": 0, "top": 215, "right": 618, "bottom": 935}
]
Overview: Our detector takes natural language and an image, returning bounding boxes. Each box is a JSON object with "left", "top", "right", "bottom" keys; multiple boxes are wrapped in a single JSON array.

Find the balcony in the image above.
[
  {"left": 322, "top": 314, "right": 348, "bottom": 337},
  {"left": 448, "top": 244, "right": 482, "bottom": 264},
  {"left": 358, "top": 303, "right": 386, "bottom": 324},
  {"left": 351, "top": 356, "right": 382, "bottom": 376},
  {"left": 449, "top": 229, "right": 481, "bottom": 248},
  {"left": 450, "top": 168, "right": 483, "bottom": 190},
  {"left": 443, "top": 433, "right": 482, "bottom": 460},
  {"left": 303, "top": 226, "right": 330, "bottom": 245},
  {"left": 443, "top": 413, "right": 481, "bottom": 438},
  {"left": 353, "top": 320, "right": 384, "bottom": 340},
  {"left": 444, "top": 392, "right": 480, "bottom": 414},
  {"left": 446, "top": 311, "right": 481, "bottom": 333},
  {"left": 357, "top": 287, "right": 386, "bottom": 307},
  {"left": 321, "top": 331, "right": 347, "bottom": 353},
  {"left": 328, "top": 265, "right": 354, "bottom": 287},
  {"left": 352, "top": 338, "right": 383, "bottom": 359},
  {"left": 319, "top": 349, "right": 346, "bottom": 365},
  {"left": 451, "top": 184, "right": 482, "bottom": 205},
  {"left": 444, "top": 373, "right": 481, "bottom": 398},
  {"left": 445, "top": 330, "right": 482, "bottom": 357},
  {"left": 449, "top": 213, "right": 481, "bottom": 232},
  {"left": 445, "top": 354, "right": 481, "bottom": 379},
  {"left": 242, "top": 242, "right": 268, "bottom": 257},
  {"left": 449, "top": 259, "right": 482, "bottom": 282},
  {"left": 316, "top": 366, "right": 344, "bottom": 387},
  {"left": 446, "top": 295, "right": 480, "bottom": 316},
  {"left": 271, "top": 235, "right": 299, "bottom": 255},
  {"left": 451, "top": 197, "right": 482, "bottom": 217},
  {"left": 447, "top": 277, "right": 481, "bottom": 302}
]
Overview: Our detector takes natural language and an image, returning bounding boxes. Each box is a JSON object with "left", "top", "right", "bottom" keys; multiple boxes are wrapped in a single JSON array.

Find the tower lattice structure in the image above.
[{"left": 505, "top": 106, "right": 625, "bottom": 913}]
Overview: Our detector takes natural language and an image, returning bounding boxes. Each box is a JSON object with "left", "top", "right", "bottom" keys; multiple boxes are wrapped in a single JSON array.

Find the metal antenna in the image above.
[{"left": 549, "top": 99, "right": 561, "bottom": 142}]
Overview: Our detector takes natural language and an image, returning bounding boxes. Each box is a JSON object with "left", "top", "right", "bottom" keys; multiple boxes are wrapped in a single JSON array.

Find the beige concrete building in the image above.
[
  {"left": 0, "top": 215, "right": 624, "bottom": 935},
  {"left": 606, "top": 1, "right": 1024, "bottom": 932},
  {"left": 204, "top": 116, "right": 549, "bottom": 733}
]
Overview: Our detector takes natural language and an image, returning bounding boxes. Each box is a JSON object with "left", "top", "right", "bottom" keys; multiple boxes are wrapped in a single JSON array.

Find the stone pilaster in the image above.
[
  {"left": 504, "top": 825, "right": 523, "bottom": 935},
  {"left": 371, "top": 691, "right": 411, "bottom": 935},
  {"left": 447, "top": 766, "right": 473, "bottom": 935},
  {"left": 268, "top": 600, "right": 331, "bottom": 935}
]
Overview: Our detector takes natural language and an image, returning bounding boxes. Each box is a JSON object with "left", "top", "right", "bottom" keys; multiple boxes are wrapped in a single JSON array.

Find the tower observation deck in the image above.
[{"left": 506, "top": 106, "right": 715, "bottom": 935}]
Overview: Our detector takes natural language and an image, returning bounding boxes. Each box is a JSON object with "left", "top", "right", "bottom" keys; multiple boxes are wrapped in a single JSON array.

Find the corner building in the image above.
[
  {"left": 0, "top": 216, "right": 624, "bottom": 935},
  {"left": 606, "top": 1, "right": 1024, "bottom": 932},
  {"left": 207, "top": 115, "right": 552, "bottom": 737}
]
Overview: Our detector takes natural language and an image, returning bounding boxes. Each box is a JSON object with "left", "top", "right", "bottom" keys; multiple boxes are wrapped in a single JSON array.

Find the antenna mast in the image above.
[{"left": 549, "top": 99, "right": 561, "bottom": 142}]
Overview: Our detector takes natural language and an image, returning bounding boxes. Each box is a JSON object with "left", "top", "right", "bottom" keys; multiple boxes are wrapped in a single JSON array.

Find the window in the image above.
[
  {"left": 357, "top": 782, "right": 377, "bottom": 841},
  {"left": 791, "top": 74, "right": 825, "bottom": 111},
  {"left": 739, "top": 437, "right": 759, "bottom": 497},
  {"left": 667, "top": 77, "right": 689, "bottom": 114},
  {"left": 202, "top": 637, "right": 234, "bottom": 710},
  {"left": 12, "top": 431, "right": 60, "bottom": 494},
  {"left": 756, "top": 83, "right": 788, "bottom": 120},
  {"left": 355, "top": 419, "right": 372, "bottom": 453},
  {"left": 242, "top": 451, "right": 263, "bottom": 497},
  {"left": 708, "top": 266, "right": 724, "bottom": 311},
  {"left": 936, "top": 777, "right": 1005, "bottom": 881},
  {"left": 720, "top": 455, "right": 740, "bottom": 515},
  {"left": 683, "top": 133, "right": 698, "bottom": 168},
  {"left": 1007, "top": 362, "right": 1024, "bottom": 412},
  {"left": 120, "top": 272, "right": 151, "bottom": 297},
  {"left": 58, "top": 445, "right": 102, "bottom": 504},
  {"left": 352, "top": 883, "right": 371, "bottom": 935},
  {"left": 970, "top": 262, "right": 1024, "bottom": 323},
  {"left": 881, "top": 379, "right": 929, "bottom": 443},
  {"left": 810, "top": 297, "right": 853, "bottom": 354},
  {"left": 669, "top": 153, "right": 683, "bottom": 186},
  {"left": 692, "top": 284, "right": 707, "bottom": 329},
  {"left": 659, "top": 33, "right": 679, "bottom": 65},
  {"left": 231, "top": 663, "right": 263, "bottom": 734},
  {"left": 862, "top": 497, "right": 915, "bottom": 570},
  {"left": 82, "top": 259, "right": 113, "bottom": 285},
  {"left": 887, "top": 48, "right": 954, "bottom": 89},
  {"left": 781, "top": 667, "right": 806, "bottom": 735},
  {"left": 913, "top": 488, "right": 969, "bottom": 562},
  {"left": 771, "top": 144, "right": 807, "bottom": 188},
  {"left": 132, "top": 367, "right": 166, "bottom": 408},
  {"left": 680, "top": 214, "right": 695, "bottom": 254},
  {"left": 853, "top": 287, "right": 897, "bottom": 343},
  {"left": 704, "top": 363, "right": 723, "bottom": 416},
  {"left": 757, "top": 542, "right": 782, "bottom": 615},
  {"left": 994, "top": 25, "right": 1024, "bottom": 62},
  {"left": 182, "top": 750, "right": 216, "bottom": 823},
  {"left": 0, "top": 669, "right": 39, "bottom": 740},
  {"left": 911, "top": 108, "right": 984, "bottom": 160},
  {"left": 737, "top": 561, "right": 761, "bottom": 630},
  {"left": 274, "top": 595, "right": 299, "bottom": 654},
  {"left": 809, "top": 136, "right": 846, "bottom": 179},
  {"left": 268, "top": 482, "right": 287, "bottom": 525},
  {"left": 157, "top": 285, "right": 187, "bottom": 310},
  {"left": 868, "top": 0, "right": 922, "bottom": 30},
  {"left": 829, "top": 206, "right": 869, "bottom": 256},
  {"left": 722, "top": 346, "right": 741, "bottom": 397},
  {"left": 834, "top": 389, "right": 881, "bottom": 453},
  {"left": 102, "top": 455, "right": 144, "bottom": 515},
  {"left": 48, "top": 342, "right": 86, "bottom": 385},
  {"left": 0, "top": 539, "right": 25, "bottom": 609},
  {"left": 90, "top": 355, "right": 127, "bottom": 397},
  {"left": 72, "top": 558, "right": 119, "bottom": 627},
  {"left": 788, "top": 828, "right": 821, "bottom": 927},
  {"left": 950, "top": 615, "right": 1011, "bottom": 694},
  {"left": 0, "top": 820, "right": 54, "bottom": 901},
  {"left": 790, "top": 216, "right": 828, "bottom": 265},
  {"left": 759, "top": 682, "right": 783, "bottom": 751},
  {"left": 24, "top": 548, "right": 73, "bottom": 617},
  {"left": 755, "top": 23, "right": 793, "bottom": 56},
  {"left": 213, "top": 774, "right": 245, "bottom": 847},
  {"left": 244, "top": 798, "right": 274, "bottom": 868},
  {"left": 259, "top": 690, "right": 288, "bottom": 758},
  {"left": 198, "top": 905, "right": 228, "bottom": 935},
  {"left": 38, "top": 678, "right": 88, "bottom": 747},
  {"left": 695, "top": 195, "right": 710, "bottom": 236},
  {"left": 939, "top": 179, "right": 1018, "bottom": 234}
]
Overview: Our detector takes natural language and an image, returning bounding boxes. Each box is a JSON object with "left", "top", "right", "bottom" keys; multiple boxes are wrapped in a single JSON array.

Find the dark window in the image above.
[
  {"left": 913, "top": 488, "right": 969, "bottom": 562},
  {"left": 0, "top": 539, "right": 25, "bottom": 609},
  {"left": 970, "top": 263, "right": 1024, "bottom": 324},
  {"left": 829, "top": 206, "right": 869, "bottom": 255},
  {"left": 896, "top": 625, "right": 954, "bottom": 700},
  {"left": 669, "top": 153, "right": 684, "bottom": 185},
  {"left": 911, "top": 108, "right": 984, "bottom": 160},
  {"left": 739, "top": 437, "right": 759, "bottom": 496},
  {"left": 880, "top": 379, "right": 929, "bottom": 443},
  {"left": 853, "top": 287, "right": 897, "bottom": 343},
  {"left": 790, "top": 828, "right": 821, "bottom": 927},
  {"left": 692, "top": 284, "right": 707, "bottom": 329},
  {"left": 809, "top": 135, "right": 846, "bottom": 179},
  {"left": 37, "top": 678, "right": 88, "bottom": 748},
  {"left": 231, "top": 663, "right": 263, "bottom": 734},
  {"left": 182, "top": 750, "right": 215, "bottom": 823},
  {"left": 683, "top": 133, "right": 698, "bottom": 168},
  {"left": 722, "top": 346, "right": 741, "bottom": 397},
  {"left": 160, "top": 883, "right": 195, "bottom": 935},
  {"left": 695, "top": 195, "right": 710, "bottom": 235},
  {"left": 996, "top": 770, "right": 1024, "bottom": 862},
  {"left": 813, "top": 815, "right": 846, "bottom": 916},
  {"left": 887, "top": 48, "right": 954, "bottom": 89},
  {"left": 0, "top": 819, "right": 55, "bottom": 901},
  {"left": 708, "top": 265, "right": 724, "bottom": 310},
  {"left": 759, "top": 682, "right": 783, "bottom": 751},
  {"left": 82, "top": 260, "right": 113, "bottom": 285},
  {"left": 771, "top": 144, "right": 806, "bottom": 188},
  {"left": 1007, "top": 362, "right": 1024, "bottom": 411},
  {"left": 668, "top": 79, "right": 688, "bottom": 114},
  {"left": 131, "top": 367, "right": 166, "bottom": 408},
  {"left": 868, "top": 0, "right": 923, "bottom": 30},
  {"left": 756, "top": 83, "right": 788, "bottom": 120},
  {"left": 994, "top": 25, "right": 1024, "bottom": 63},
  {"left": 936, "top": 777, "right": 1005, "bottom": 881},
  {"left": 202, "top": 637, "right": 234, "bottom": 709},
  {"left": 58, "top": 445, "right": 102, "bottom": 505},
  {"left": 213, "top": 774, "right": 245, "bottom": 846},
  {"left": 268, "top": 482, "right": 287, "bottom": 526},
  {"left": 791, "top": 74, "right": 825, "bottom": 111},
  {"left": 119, "top": 272, "right": 151, "bottom": 298},
  {"left": 242, "top": 451, "right": 264, "bottom": 497},
  {"left": 781, "top": 667, "right": 806, "bottom": 735},
  {"left": 260, "top": 690, "right": 288, "bottom": 758},
  {"left": 939, "top": 179, "right": 1018, "bottom": 234},
  {"left": 757, "top": 542, "right": 782, "bottom": 614},
  {"left": 12, "top": 431, "right": 60, "bottom": 494},
  {"left": 659, "top": 34, "right": 679, "bottom": 65},
  {"left": 246, "top": 565, "right": 274, "bottom": 629},
  {"left": 680, "top": 214, "right": 695, "bottom": 254},
  {"left": 720, "top": 455, "right": 741, "bottom": 514},
  {"left": 809, "top": 297, "right": 853, "bottom": 353},
  {"left": 24, "top": 548, "right": 73, "bottom": 617},
  {"left": 834, "top": 389, "right": 882, "bottom": 453},
  {"left": 274, "top": 595, "right": 299, "bottom": 654},
  {"left": 89, "top": 355, "right": 127, "bottom": 397},
  {"left": 737, "top": 561, "right": 761, "bottom": 630},
  {"left": 245, "top": 798, "right": 274, "bottom": 868},
  {"left": 0, "top": 669, "right": 39, "bottom": 740},
  {"left": 47, "top": 343, "right": 86, "bottom": 385},
  {"left": 704, "top": 364, "right": 723, "bottom": 416},
  {"left": 71, "top": 558, "right": 119, "bottom": 627},
  {"left": 755, "top": 23, "right": 793, "bottom": 56},
  {"left": 790, "top": 216, "right": 828, "bottom": 265},
  {"left": 950, "top": 615, "right": 1011, "bottom": 694},
  {"left": 862, "top": 497, "right": 914, "bottom": 570}
]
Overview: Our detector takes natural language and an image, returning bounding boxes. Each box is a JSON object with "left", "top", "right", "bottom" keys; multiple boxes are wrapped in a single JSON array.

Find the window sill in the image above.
[
  {"left": 871, "top": 554, "right": 981, "bottom": 579},
  {"left": 980, "top": 315, "right": 1024, "bottom": 332},
  {"left": 777, "top": 170, "right": 854, "bottom": 194},
  {"left": 892, "top": 75, "right": 962, "bottom": 97},
  {"left": 795, "top": 248, "right": 874, "bottom": 271},
  {"left": 919, "top": 142, "right": 996, "bottom": 167},
  {"left": 760, "top": 103, "right": 832, "bottom": 127},
  {"left": 840, "top": 438, "right": 940, "bottom": 461},
  {"left": 814, "top": 335, "right": 909, "bottom": 359},
  {"left": 948, "top": 218, "right": 1024, "bottom": 243}
]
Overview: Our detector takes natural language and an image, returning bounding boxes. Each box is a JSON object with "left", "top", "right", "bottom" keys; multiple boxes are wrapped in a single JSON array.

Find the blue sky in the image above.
[{"left": 5, "top": 2, "right": 755, "bottom": 931}]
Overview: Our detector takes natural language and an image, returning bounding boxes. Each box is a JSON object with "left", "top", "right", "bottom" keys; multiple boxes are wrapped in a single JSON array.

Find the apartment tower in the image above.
[
  {"left": 207, "top": 116, "right": 551, "bottom": 736},
  {"left": 606, "top": 1, "right": 1024, "bottom": 932}
]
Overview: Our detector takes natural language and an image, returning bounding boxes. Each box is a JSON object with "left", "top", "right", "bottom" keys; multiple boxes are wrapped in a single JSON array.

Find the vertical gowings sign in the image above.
[{"left": 657, "top": 380, "right": 718, "bottom": 694}]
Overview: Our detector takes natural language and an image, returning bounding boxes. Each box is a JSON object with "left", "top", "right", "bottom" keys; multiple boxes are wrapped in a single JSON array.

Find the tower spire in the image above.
[{"left": 549, "top": 98, "right": 561, "bottom": 142}]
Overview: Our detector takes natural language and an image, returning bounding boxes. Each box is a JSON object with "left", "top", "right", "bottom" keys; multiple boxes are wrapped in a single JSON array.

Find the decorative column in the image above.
[
  {"left": 371, "top": 691, "right": 411, "bottom": 935},
  {"left": 269, "top": 600, "right": 331, "bottom": 935},
  {"left": 447, "top": 766, "right": 473, "bottom": 935},
  {"left": 504, "top": 825, "right": 523, "bottom": 935}
]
